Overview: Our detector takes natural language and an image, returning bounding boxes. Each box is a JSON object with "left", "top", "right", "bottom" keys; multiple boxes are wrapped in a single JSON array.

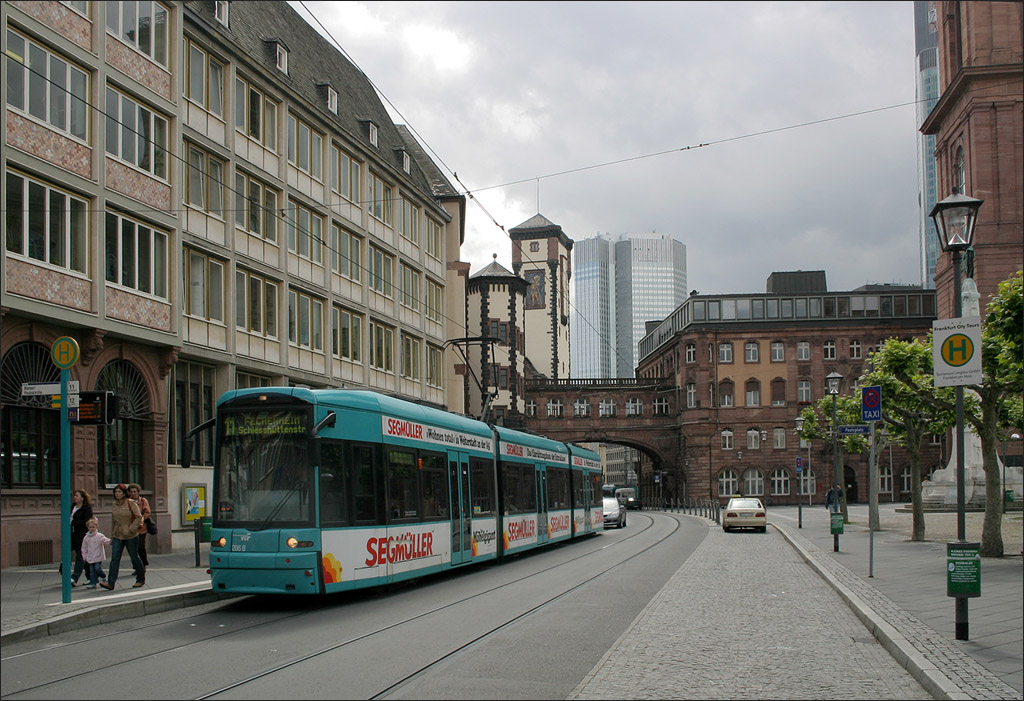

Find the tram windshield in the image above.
[{"left": 215, "top": 408, "right": 315, "bottom": 529}]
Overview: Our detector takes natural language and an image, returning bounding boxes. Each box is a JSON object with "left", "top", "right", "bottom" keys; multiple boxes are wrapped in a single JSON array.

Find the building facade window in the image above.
[
  {"left": 183, "top": 248, "right": 224, "bottom": 322},
  {"left": 235, "top": 269, "right": 278, "bottom": 337},
  {"left": 743, "top": 469, "right": 764, "bottom": 496},
  {"left": 721, "top": 429, "right": 734, "bottom": 450},
  {"left": 426, "top": 345, "right": 443, "bottom": 388},
  {"left": 401, "top": 334, "right": 421, "bottom": 380},
  {"left": 331, "top": 145, "right": 360, "bottom": 203},
  {"left": 747, "top": 429, "right": 761, "bottom": 450},
  {"left": 719, "top": 381, "right": 734, "bottom": 407},
  {"left": 400, "top": 264, "right": 420, "bottom": 311},
  {"left": 686, "top": 383, "right": 697, "bottom": 408},
  {"left": 798, "top": 380, "right": 812, "bottom": 403},
  {"left": 234, "top": 171, "right": 277, "bottom": 241},
  {"left": 6, "top": 171, "right": 88, "bottom": 274},
  {"left": 368, "top": 320, "right": 394, "bottom": 371},
  {"left": 879, "top": 465, "right": 893, "bottom": 494},
  {"left": 626, "top": 398, "right": 643, "bottom": 416},
  {"left": 573, "top": 399, "right": 590, "bottom": 417},
  {"left": 770, "top": 379, "right": 785, "bottom": 406},
  {"left": 771, "top": 341, "right": 785, "bottom": 362},
  {"left": 599, "top": 399, "right": 616, "bottom": 417},
  {"left": 286, "top": 200, "right": 323, "bottom": 263},
  {"left": 106, "top": 0, "right": 169, "bottom": 67},
  {"left": 773, "top": 428, "right": 786, "bottom": 449},
  {"left": 369, "top": 247, "right": 394, "bottom": 296},
  {"left": 685, "top": 343, "right": 696, "bottom": 363},
  {"left": 329, "top": 224, "right": 361, "bottom": 281},
  {"left": 425, "top": 218, "right": 442, "bottom": 260},
  {"left": 744, "top": 341, "right": 759, "bottom": 362},
  {"left": 214, "top": 0, "right": 229, "bottom": 25},
  {"left": 235, "top": 77, "right": 277, "bottom": 149},
  {"left": 399, "top": 198, "right": 419, "bottom": 244},
  {"left": 770, "top": 468, "right": 790, "bottom": 496},
  {"left": 525, "top": 400, "right": 537, "bottom": 417},
  {"left": 425, "top": 279, "right": 443, "bottom": 322},
  {"left": 718, "top": 469, "right": 738, "bottom": 497},
  {"left": 97, "top": 359, "right": 149, "bottom": 486},
  {"left": 547, "top": 400, "right": 564, "bottom": 418},
  {"left": 105, "top": 88, "right": 168, "bottom": 179},
  {"left": 104, "top": 211, "right": 168, "bottom": 298},
  {"left": 718, "top": 342, "right": 733, "bottom": 363},
  {"left": 184, "top": 37, "right": 224, "bottom": 116},
  {"left": 797, "top": 341, "right": 811, "bottom": 361},
  {"left": 370, "top": 174, "right": 393, "bottom": 224},
  {"left": 185, "top": 143, "right": 225, "bottom": 216},
  {"left": 331, "top": 305, "right": 362, "bottom": 361},
  {"left": 745, "top": 380, "right": 760, "bottom": 406},
  {"left": 823, "top": 340, "right": 836, "bottom": 360},
  {"left": 6, "top": 30, "right": 89, "bottom": 140},
  {"left": 800, "top": 469, "right": 817, "bottom": 496},
  {"left": 849, "top": 339, "right": 862, "bottom": 359},
  {"left": 287, "top": 114, "right": 323, "bottom": 179},
  {"left": 0, "top": 343, "right": 61, "bottom": 488},
  {"left": 653, "top": 397, "right": 669, "bottom": 416},
  {"left": 169, "top": 360, "right": 213, "bottom": 466},
  {"left": 274, "top": 42, "right": 288, "bottom": 73},
  {"left": 288, "top": 289, "right": 324, "bottom": 350}
]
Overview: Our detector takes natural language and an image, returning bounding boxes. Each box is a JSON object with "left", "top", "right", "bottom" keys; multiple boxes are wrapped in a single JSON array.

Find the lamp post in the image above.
[
  {"left": 826, "top": 371, "right": 842, "bottom": 552},
  {"left": 795, "top": 416, "right": 805, "bottom": 528},
  {"left": 930, "top": 189, "right": 983, "bottom": 642}
]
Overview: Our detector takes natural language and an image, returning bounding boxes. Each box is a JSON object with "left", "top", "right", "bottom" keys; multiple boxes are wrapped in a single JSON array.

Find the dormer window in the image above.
[
  {"left": 275, "top": 42, "right": 288, "bottom": 73},
  {"left": 369, "top": 122, "right": 378, "bottom": 147},
  {"left": 214, "top": 0, "right": 229, "bottom": 26},
  {"left": 327, "top": 86, "right": 338, "bottom": 114},
  {"left": 402, "top": 151, "right": 410, "bottom": 173}
]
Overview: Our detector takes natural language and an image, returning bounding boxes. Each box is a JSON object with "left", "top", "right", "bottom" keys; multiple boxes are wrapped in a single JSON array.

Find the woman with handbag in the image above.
[
  {"left": 128, "top": 483, "right": 152, "bottom": 567},
  {"left": 100, "top": 483, "right": 145, "bottom": 590}
]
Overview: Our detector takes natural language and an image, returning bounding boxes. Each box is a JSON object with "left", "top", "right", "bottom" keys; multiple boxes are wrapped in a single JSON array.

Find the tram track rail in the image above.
[{"left": 1, "top": 513, "right": 692, "bottom": 700}]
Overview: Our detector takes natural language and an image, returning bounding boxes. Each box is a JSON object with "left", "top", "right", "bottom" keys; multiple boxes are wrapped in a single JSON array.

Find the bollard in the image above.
[{"left": 194, "top": 516, "right": 201, "bottom": 567}]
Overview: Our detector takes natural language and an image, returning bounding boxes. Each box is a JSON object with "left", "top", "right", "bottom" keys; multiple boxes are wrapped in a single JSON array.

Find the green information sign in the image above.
[
  {"left": 947, "top": 542, "right": 981, "bottom": 598},
  {"left": 830, "top": 513, "right": 844, "bottom": 534}
]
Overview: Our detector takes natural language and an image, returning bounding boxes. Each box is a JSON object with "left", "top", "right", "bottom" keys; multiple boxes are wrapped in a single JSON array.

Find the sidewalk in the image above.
[
  {"left": 770, "top": 503, "right": 1023, "bottom": 699},
  {"left": 0, "top": 541, "right": 231, "bottom": 644}
]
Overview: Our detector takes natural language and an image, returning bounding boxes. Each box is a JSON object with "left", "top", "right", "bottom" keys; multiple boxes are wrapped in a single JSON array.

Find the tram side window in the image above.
[
  {"left": 421, "top": 451, "right": 448, "bottom": 519},
  {"left": 591, "top": 474, "right": 603, "bottom": 507},
  {"left": 470, "top": 457, "right": 495, "bottom": 515},
  {"left": 353, "top": 444, "right": 381, "bottom": 524},
  {"left": 501, "top": 461, "right": 537, "bottom": 514},
  {"left": 319, "top": 441, "right": 348, "bottom": 526},
  {"left": 573, "top": 471, "right": 585, "bottom": 508},
  {"left": 547, "top": 467, "right": 570, "bottom": 509},
  {"left": 387, "top": 449, "right": 419, "bottom": 520}
]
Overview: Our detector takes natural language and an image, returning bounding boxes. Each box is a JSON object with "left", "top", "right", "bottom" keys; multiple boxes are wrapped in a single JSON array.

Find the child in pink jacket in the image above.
[{"left": 80, "top": 518, "right": 111, "bottom": 589}]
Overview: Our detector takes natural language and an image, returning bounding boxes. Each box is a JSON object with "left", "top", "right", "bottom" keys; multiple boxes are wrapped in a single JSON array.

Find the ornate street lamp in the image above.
[
  {"left": 826, "top": 371, "right": 842, "bottom": 552},
  {"left": 760, "top": 429, "right": 768, "bottom": 505},
  {"left": 930, "top": 190, "right": 982, "bottom": 641},
  {"left": 795, "top": 415, "right": 806, "bottom": 528}
]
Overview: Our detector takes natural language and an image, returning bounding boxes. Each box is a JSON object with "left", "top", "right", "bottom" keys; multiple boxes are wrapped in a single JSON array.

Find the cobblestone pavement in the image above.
[{"left": 568, "top": 522, "right": 931, "bottom": 700}]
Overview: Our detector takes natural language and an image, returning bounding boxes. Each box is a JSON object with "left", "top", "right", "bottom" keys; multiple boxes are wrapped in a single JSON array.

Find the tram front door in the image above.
[{"left": 449, "top": 452, "right": 472, "bottom": 565}]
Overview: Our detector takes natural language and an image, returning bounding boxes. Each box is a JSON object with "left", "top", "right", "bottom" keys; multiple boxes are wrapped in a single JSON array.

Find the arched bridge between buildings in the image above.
[{"left": 519, "top": 378, "right": 687, "bottom": 498}]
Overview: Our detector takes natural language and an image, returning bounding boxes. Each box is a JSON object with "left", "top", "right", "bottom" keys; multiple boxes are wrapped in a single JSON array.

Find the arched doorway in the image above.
[{"left": 844, "top": 465, "right": 859, "bottom": 504}]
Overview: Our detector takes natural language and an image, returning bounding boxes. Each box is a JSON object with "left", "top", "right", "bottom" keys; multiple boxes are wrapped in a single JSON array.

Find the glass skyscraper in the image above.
[{"left": 915, "top": 0, "right": 941, "bottom": 288}]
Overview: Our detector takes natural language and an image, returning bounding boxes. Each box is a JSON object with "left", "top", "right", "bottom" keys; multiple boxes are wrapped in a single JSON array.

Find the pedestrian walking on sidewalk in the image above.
[
  {"left": 825, "top": 484, "right": 843, "bottom": 514},
  {"left": 80, "top": 518, "right": 111, "bottom": 589},
  {"left": 128, "top": 483, "right": 152, "bottom": 566},
  {"left": 68, "top": 489, "right": 93, "bottom": 586},
  {"left": 100, "top": 484, "right": 146, "bottom": 590}
]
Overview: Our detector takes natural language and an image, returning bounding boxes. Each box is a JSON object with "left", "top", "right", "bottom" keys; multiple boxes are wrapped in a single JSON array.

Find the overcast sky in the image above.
[{"left": 295, "top": 0, "right": 925, "bottom": 296}]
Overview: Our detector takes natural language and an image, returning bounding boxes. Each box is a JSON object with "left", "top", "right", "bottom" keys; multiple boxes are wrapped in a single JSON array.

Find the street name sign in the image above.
[
  {"left": 839, "top": 425, "right": 870, "bottom": 435},
  {"left": 933, "top": 316, "right": 982, "bottom": 387}
]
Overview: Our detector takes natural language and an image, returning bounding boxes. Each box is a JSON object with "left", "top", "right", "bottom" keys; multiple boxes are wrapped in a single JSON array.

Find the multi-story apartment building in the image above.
[
  {"left": 1, "top": 0, "right": 466, "bottom": 567},
  {"left": 635, "top": 271, "right": 943, "bottom": 506}
]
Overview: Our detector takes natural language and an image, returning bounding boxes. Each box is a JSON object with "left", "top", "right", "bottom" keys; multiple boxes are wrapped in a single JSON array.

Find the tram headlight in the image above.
[
  {"left": 214, "top": 537, "right": 227, "bottom": 547},
  {"left": 286, "top": 537, "right": 314, "bottom": 548},
  {"left": 287, "top": 537, "right": 298, "bottom": 548}
]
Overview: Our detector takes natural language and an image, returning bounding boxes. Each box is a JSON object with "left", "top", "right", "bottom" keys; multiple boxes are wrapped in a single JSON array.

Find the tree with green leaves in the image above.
[
  {"left": 796, "top": 394, "right": 865, "bottom": 524},
  {"left": 861, "top": 338, "right": 956, "bottom": 541}
]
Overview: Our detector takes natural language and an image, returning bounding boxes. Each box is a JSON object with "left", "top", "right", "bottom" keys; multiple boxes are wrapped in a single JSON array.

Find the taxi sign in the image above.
[{"left": 861, "top": 385, "right": 881, "bottom": 422}]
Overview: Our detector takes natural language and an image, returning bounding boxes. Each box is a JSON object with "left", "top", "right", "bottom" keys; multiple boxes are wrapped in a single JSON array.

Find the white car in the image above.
[
  {"left": 603, "top": 496, "right": 626, "bottom": 528},
  {"left": 722, "top": 497, "right": 766, "bottom": 532}
]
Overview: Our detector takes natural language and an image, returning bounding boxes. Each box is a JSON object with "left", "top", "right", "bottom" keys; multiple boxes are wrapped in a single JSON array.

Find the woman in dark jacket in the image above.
[{"left": 69, "top": 489, "right": 93, "bottom": 586}]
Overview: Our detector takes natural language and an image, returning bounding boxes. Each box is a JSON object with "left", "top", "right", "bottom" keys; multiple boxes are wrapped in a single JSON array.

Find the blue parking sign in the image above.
[{"left": 862, "top": 385, "right": 881, "bottom": 422}]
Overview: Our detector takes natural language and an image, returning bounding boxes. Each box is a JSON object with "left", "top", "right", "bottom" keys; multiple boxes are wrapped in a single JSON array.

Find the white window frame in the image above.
[
  {"left": 653, "top": 397, "right": 669, "bottom": 416},
  {"left": 214, "top": 0, "right": 229, "bottom": 25},
  {"left": 626, "top": 398, "right": 643, "bottom": 417},
  {"left": 773, "top": 428, "right": 786, "bottom": 449},
  {"left": 369, "top": 122, "right": 378, "bottom": 146},
  {"left": 287, "top": 200, "right": 323, "bottom": 263},
  {"left": 106, "top": 0, "right": 169, "bottom": 67},
  {"left": 573, "top": 399, "right": 591, "bottom": 417},
  {"left": 369, "top": 247, "right": 394, "bottom": 297},
  {"left": 331, "top": 305, "right": 362, "bottom": 362},
  {"left": 686, "top": 383, "right": 697, "bottom": 408},
  {"left": 275, "top": 42, "right": 288, "bottom": 73},
  {"left": 368, "top": 320, "right": 394, "bottom": 371},
  {"left": 426, "top": 345, "right": 443, "bottom": 388},
  {"left": 5, "top": 171, "right": 89, "bottom": 274},
  {"left": 745, "top": 341, "right": 759, "bottom": 363},
  {"left": 798, "top": 380, "right": 812, "bottom": 403},
  {"left": 547, "top": 400, "right": 564, "bottom": 418},
  {"left": 718, "top": 469, "right": 738, "bottom": 497},
  {"left": 184, "top": 37, "right": 224, "bottom": 117},
  {"left": 823, "top": 340, "right": 837, "bottom": 360},
  {"left": 105, "top": 88, "right": 168, "bottom": 179},
  {"left": 599, "top": 399, "right": 616, "bottom": 417},
  {"left": 400, "top": 263, "right": 421, "bottom": 311},
  {"left": 425, "top": 217, "right": 443, "bottom": 261},
  {"left": 327, "top": 86, "right": 338, "bottom": 114},
  {"left": 425, "top": 278, "right": 443, "bottom": 322},
  {"left": 331, "top": 145, "right": 361, "bottom": 203},
  {"left": 330, "top": 223, "right": 362, "bottom": 281},
  {"left": 185, "top": 143, "right": 225, "bottom": 217},
  {"left": 744, "top": 469, "right": 764, "bottom": 496},
  {"left": 849, "top": 339, "right": 862, "bottom": 359},
  {"left": 747, "top": 429, "right": 761, "bottom": 450},
  {"left": 721, "top": 430, "right": 734, "bottom": 450},
  {"left": 770, "top": 469, "right": 790, "bottom": 496},
  {"left": 104, "top": 210, "right": 168, "bottom": 298},
  {"left": 797, "top": 341, "right": 811, "bottom": 361},
  {"left": 399, "top": 198, "right": 419, "bottom": 244},
  {"left": 525, "top": 400, "right": 537, "bottom": 417},
  {"left": 685, "top": 343, "right": 696, "bottom": 363},
  {"left": 5, "top": 29, "right": 89, "bottom": 141},
  {"left": 719, "top": 342, "right": 733, "bottom": 363},
  {"left": 771, "top": 341, "right": 785, "bottom": 362},
  {"left": 287, "top": 114, "right": 323, "bottom": 180},
  {"left": 371, "top": 174, "right": 393, "bottom": 224},
  {"left": 719, "top": 382, "right": 734, "bottom": 407},
  {"left": 401, "top": 333, "right": 421, "bottom": 380},
  {"left": 745, "top": 381, "right": 760, "bottom": 407},
  {"left": 879, "top": 465, "right": 893, "bottom": 494}
]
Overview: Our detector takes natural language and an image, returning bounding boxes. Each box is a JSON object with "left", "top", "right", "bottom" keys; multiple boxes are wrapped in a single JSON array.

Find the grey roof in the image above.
[
  {"left": 469, "top": 255, "right": 517, "bottom": 279},
  {"left": 510, "top": 213, "right": 560, "bottom": 233},
  {"left": 185, "top": 0, "right": 437, "bottom": 201},
  {"left": 395, "top": 125, "right": 460, "bottom": 198}
]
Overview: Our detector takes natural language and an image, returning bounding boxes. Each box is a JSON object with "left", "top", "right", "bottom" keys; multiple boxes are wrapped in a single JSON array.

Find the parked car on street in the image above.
[
  {"left": 603, "top": 496, "right": 627, "bottom": 528},
  {"left": 722, "top": 497, "right": 766, "bottom": 532}
]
